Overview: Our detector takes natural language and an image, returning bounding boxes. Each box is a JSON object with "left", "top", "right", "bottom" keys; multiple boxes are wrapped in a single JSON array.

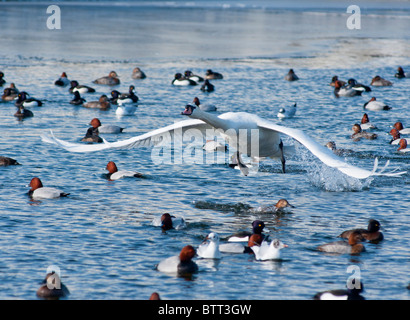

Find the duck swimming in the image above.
[
  {"left": 284, "top": 69, "right": 299, "bottom": 81},
  {"left": 395, "top": 66, "right": 406, "bottom": 78},
  {"left": 0, "top": 71, "right": 6, "bottom": 86},
  {"left": 83, "top": 95, "right": 110, "bottom": 109},
  {"left": 338, "top": 219, "right": 383, "bottom": 242},
  {"left": 205, "top": 69, "right": 223, "bottom": 80},
  {"left": 2, "top": 83, "right": 19, "bottom": 101},
  {"left": 360, "top": 113, "right": 377, "bottom": 130},
  {"left": 69, "top": 80, "right": 95, "bottom": 94},
  {"left": 0, "top": 156, "right": 20, "bottom": 166},
  {"left": 105, "top": 161, "right": 143, "bottom": 180},
  {"left": 313, "top": 280, "right": 364, "bottom": 300},
  {"left": 363, "top": 97, "right": 391, "bottom": 111},
  {"left": 397, "top": 139, "right": 409, "bottom": 152},
  {"left": 93, "top": 71, "right": 120, "bottom": 85},
  {"left": 185, "top": 70, "right": 204, "bottom": 82},
  {"left": 14, "top": 105, "right": 34, "bottom": 119},
  {"left": 132, "top": 67, "right": 146, "bottom": 79},
  {"left": 370, "top": 75, "right": 392, "bottom": 86},
  {"left": 334, "top": 80, "right": 363, "bottom": 97},
  {"left": 70, "top": 91, "right": 86, "bottom": 105},
  {"left": 156, "top": 245, "right": 198, "bottom": 276},
  {"left": 36, "top": 272, "right": 70, "bottom": 300},
  {"left": 152, "top": 213, "right": 186, "bottom": 231},
  {"left": 351, "top": 124, "right": 377, "bottom": 141},
  {"left": 54, "top": 72, "right": 70, "bottom": 87},
  {"left": 346, "top": 78, "right": 371, "bottom": 92},
  {"left": 15, "top": 91, "right": 42, "bottom": 107},
  {"left": 318, "top": 231, "right": 365, "bottom": 254},
  {"left": 329, "top": 76, "right": 346, "bottom": 87},
  {"left": 393, "top": 122, "right": 410, "bottom": 135},
  {"left": 200, "top": 79, "right": 215, "bottom": 92},
  {"left": 191, "top": 96, "right": 217, "bottom": 112},
  {"left": 172, "top": 73, "right": 197, "bottom": 86},
  {"left": 325, "top": 141, "right": 354, "bottom": 157},
  {"left": 41, "top": 106, "right": 406, "bottom": 180},
  {"left": 81, "top": 118, "right": 103, "bottom": 143},
  {"left": 28, "top": 177, "right": 70, "bottom": 200}
]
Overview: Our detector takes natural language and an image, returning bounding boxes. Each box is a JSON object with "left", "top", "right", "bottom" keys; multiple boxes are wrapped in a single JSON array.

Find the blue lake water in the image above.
[{"left": 0, "top": 1, "right": 409, "bottom": 300}]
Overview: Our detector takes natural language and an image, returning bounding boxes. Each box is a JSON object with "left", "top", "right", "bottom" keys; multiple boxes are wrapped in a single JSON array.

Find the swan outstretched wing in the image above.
[
  {"left": 256, "top": 119, "right": 406, "bottom": 179},
  {"left": 41, "top": 119, "right": 210, "bottom": 153}
]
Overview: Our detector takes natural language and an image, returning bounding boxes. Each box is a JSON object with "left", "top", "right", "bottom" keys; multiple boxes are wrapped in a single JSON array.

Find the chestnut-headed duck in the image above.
[
  {"left": 394, "top": 122, "right": 410, "bottom": 135},
  {"left": 318, "top": 230, "right": 365, "bottom": 254},
  {"left": 131, "top": 67, "right": 146, "bottom": 79},
  {"left": 346, "top": 78, "right": 371, "bottom": 92},
  {"left": 192, "top": 97, "right": 216, "bottom": 112},
  {"left": 284, "top": 69, "right": 299, "bottom": 81},
  {"left": 351, "top": 124, "right": 377, "bottom": 141},
  {"left": 2, "top": 83, "right": 19, "bottom": 101},
  {"left": 334, "top": 80, "right": 362, "bottom": 97},
  {"left": 152, "top": 213, "right": 186, "bottom": 231},
  {"left": 185, "top": 70, "right": 204, "bottom": 82},
  {"left": 363, "top": 97, "right": 391, "bottom": 111},
  {"left": 197, "top": 232, "right": 221, "bottom": 259},
  {"left": 36, "top": 272, "right": 70, "bottom": 300},
  {"left": 69, "top": 80, "right": 95, "bottom": 94},
  {"left": 172, "top": 73, "right": 197, "bottom": 86},
  {"left": 255, "top": 199, "right": 295, "bottom": 214},
  {"left": 93, "top": 71, "right": 120, "bottom": 85},
  {"left": 28, "top": 177, "right": 70, "bottom": 199},
  {"left": 81, "top": 118, "right": 102, "bottom": 143},
  {"left": 325, "top": 141, "right": 354, "bottom": 157},
  {"left": 370, "top": 75, "right": 392, "bottom": 86},
  {"left": 397, "top": 139, "right": 409, "bottom": 152},
  {"left": 395, "top": 66, "right": 406, "bottom": 78},
  {"left": 227, "top": 220, "right": 267, "bottom": 242},
  {"left": 277, "top": 103, "right": 297, "bottom": 119},
  {"left": 149, "top": 292, "right": 161, "bottom": 300},
  {"left": 200, "top": 79, "right": 214, "bottom": 92},
  {"left": 54, "top": 72, "right": 70, "bottom": 87},
  {"left": 220, "top": 233, "right": 264, "bottom": 254},
  {"left": 70, "top": 91, "right": 86, "bottom": 105},
  {"left": 156, "top": 245, "right": 198, "bottom": 276},
  {"left": 15, "top": 91, "right": 42, "bottom": 107},
  {"left": 313, "top": 280, "right": 364, "bottom": 300},
  {"left": 339, "top": 219, "right": 383, "bottom": 242},
  {"left": 0, "top": 71, "right": 6, "bottom": 86},
  {"left": 389, "top": 128, "right": 401, "bottom": 145},
  {"left": 329, "top": 76, "right": 346, "bottom": 87},
  {"left": 360, "top": 113, "right": 377, "bottom": 130},
  {"left": 83, "top": 95, "right": 110, "bottom": 109},
  {"left": 205, "top": 69, "right": 223, "bottom": 80},
  {"left": 14, "top": 105, "right": 33, "bottom": 119},
  {"left": 251, "top": 239, "right": 288, "bottom": 261},
  {"left": 0, "top": 156, "right": 20, "bottom": 166},
  {"left": 105, "top": 161, "right": 143, "bottom": 180}
]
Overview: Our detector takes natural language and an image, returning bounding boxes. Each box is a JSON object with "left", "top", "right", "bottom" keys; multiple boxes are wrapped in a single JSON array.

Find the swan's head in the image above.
[{"left": 181, "top": 104, "right": 196, "bottom": 116}]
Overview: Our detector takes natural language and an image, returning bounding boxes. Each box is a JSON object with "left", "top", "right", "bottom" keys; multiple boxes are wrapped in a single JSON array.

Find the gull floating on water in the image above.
[{"left": 41, "top": 106, "right": 406, "bottom": 180}]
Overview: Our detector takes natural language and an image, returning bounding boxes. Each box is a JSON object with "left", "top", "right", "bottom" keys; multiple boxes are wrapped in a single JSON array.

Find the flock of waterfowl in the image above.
[{"left": 0, "top": 64, "right": 409, "bottom": 300}]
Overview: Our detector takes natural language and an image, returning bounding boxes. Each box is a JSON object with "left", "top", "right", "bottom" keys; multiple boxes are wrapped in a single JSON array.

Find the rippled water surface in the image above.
[{"left": 0, "top": 1, "right": 409, "bottom": 300}]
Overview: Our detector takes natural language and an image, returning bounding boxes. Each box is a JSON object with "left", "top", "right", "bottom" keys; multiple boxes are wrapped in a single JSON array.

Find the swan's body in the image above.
[{"left": 41, "top": 107, "right": 405, "bottom": 179}]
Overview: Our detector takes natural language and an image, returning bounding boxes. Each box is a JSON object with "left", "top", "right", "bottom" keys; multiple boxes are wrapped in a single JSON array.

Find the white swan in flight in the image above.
[{"left": 41, "top": 105, "right": 405, "bottom": 179}]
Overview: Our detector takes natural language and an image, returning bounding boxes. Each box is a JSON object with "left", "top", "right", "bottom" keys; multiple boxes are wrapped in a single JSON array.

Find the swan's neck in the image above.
[{"left": 191, "top": 109, "right": 229, "bottom": 130}]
